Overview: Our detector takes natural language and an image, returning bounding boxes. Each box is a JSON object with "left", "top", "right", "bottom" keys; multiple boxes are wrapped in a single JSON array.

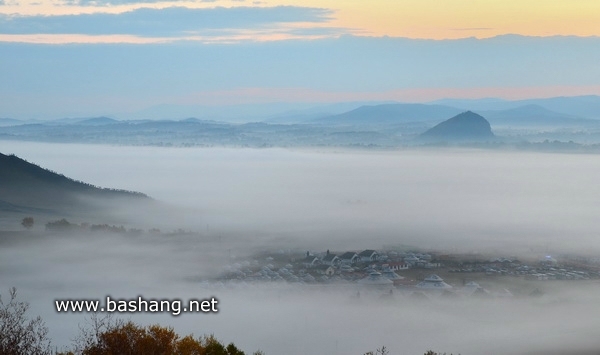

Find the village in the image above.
[{"left": 201, "top": 248, "right": 600, "bottom": 299}]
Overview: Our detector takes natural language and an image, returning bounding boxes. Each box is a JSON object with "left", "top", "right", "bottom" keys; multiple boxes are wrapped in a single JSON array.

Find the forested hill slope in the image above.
[{"left": 0, "top": 152, "right": 147, "bottom": 214}]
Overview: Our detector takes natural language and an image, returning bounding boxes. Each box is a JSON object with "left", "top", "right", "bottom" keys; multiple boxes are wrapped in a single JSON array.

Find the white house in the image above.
[
  {"left": 340, "top": 252, "right": 360, "bottom": 265},
  {"left": 302, "top": 255, "right": 321, "bottom": 268},
  {"left": 321, "top": 253, "right": 341, "bottom": 267},
  {"left": 358, "top": 250, "right": 379, "bottom": 263},
  {"left": 386, "top": 262, "right": 409, "bottom": 271}
]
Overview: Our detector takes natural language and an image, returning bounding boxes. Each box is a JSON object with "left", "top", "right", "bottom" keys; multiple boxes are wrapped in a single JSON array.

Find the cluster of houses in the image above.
[
  {"left": 209, "top": 248, "right": 514, "bottom": 299},
  {"left": 200, "top": 248, "right": 600, "bottom": 300},
  {"left": 299, "top": 249, "right": 440, "bottom": 275},
  {"left": 213, "top": 248, "right": 444, "bottom": 289},
  {"left": 447, "top": 255, "right": 599, "bottom": 281},
  {"left": 293, "top": 249, "right": 444, "bottom": 285}
]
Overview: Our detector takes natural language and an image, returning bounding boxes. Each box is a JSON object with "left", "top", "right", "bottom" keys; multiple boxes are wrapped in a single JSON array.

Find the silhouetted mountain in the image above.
[
  {"left": 314, "top": 103, "right": 463, "bottom": 126},
  {"left": 420, "top": 111, "right": 494, "bottom": 141},
  {"left": 0, "top": 152, "right": 147, "bottom": 215}
]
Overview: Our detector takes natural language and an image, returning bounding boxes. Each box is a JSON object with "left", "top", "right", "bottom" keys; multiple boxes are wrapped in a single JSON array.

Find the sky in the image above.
[
  {"left": 1, "top": 0, "right": 600, "bottom": 119},
  {"left": 2, "top": 0, "right": 600, "bottom": 41}
]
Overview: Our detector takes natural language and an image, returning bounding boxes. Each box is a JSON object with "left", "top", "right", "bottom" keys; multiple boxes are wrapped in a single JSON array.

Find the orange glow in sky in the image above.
[
  {"left": 284, "top": 0, "right": 600, "bottom": 39},
  {"left": 2, "top": 0, "right": 600, "bottom": 40}
]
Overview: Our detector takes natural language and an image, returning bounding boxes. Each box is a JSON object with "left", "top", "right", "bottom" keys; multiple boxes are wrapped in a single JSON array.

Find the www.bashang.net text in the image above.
[{"left": 55, "top": 296, "right": 218, "bottom": 316}]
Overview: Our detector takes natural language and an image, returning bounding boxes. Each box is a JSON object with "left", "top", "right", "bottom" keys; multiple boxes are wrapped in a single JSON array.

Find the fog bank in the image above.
[{"left": 2, "top": 141, "right": 600, "bottom": 354}]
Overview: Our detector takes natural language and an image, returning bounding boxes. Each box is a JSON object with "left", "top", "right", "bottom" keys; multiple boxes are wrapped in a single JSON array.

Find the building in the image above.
[
  {"left": 340, "top": 252, "right": 360, "bottom": 265},
  {"left": 357, "top": 272, "right": 394, "bottom": 290},
  {"left": 415, "top": 274, "right": 452, "bottom": 290},
  {"left": 302, "top": 255, "right": 321, "bottom": 268},
  {"left": 386, "top": 262, "right": 409, "bottom": 271},
  {"left": 314, "top": 265, "right": 336, "bottom": 276},
  {"left": 321, "top": 253, "right": 341, "bottom": 267},
  {"left": 358, "top": 250, "right": 379, "bottom": 263}
]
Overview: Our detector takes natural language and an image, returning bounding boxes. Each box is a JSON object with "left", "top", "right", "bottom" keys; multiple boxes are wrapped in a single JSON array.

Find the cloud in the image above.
[
  {"left": 285, "top": 26, "right": 361, "bottom": 37},
  {"left": 0, "top": 6, "right": 334, "bottom": 37},
  {"left": 69, "top": 0, "right": 228, "bottom": 5}
]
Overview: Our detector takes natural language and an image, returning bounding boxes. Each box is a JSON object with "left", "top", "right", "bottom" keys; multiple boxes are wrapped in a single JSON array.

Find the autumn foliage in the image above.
[{"left": 68, "top": 320, "right": 246, "bottom": 355}]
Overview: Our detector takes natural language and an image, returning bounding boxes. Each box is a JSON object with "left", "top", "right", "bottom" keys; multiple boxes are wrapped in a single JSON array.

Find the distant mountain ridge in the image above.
[
  {"left": 420, "top": 111, "right": 494, "bottom": 141},
  {"left": 313, "top": 103, "right": 463, "bottom": 126},
  {"left": 2, "top": 95, "right": 600, "bottom": 149},
  {"left": 77, "top": 117, "right": 119, "bottom": 126},
  {"left": 0, "top": 118, "right": 22, "bottom": 127},
  {"left": 481, "top": 104, "right": 597, "bottom": 127},
  {"left": 311, "top": 100, "right": 600, "bottom": 128},
  {"left": 430, "top": 95, "right": 600, "bottom": 120}
]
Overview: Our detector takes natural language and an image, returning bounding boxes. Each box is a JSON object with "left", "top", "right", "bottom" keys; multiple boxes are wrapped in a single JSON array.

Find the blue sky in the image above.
[
  {"left": 1, "top": 1, "right": 599, "bottom": 119},
  {"left": 2, "top": 35, "right": 600, "bottom": 119}
]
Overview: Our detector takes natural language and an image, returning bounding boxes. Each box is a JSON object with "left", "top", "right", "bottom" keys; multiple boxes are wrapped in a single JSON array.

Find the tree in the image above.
[
  {"left": 68, "top": 315, "right": 248, "bottom": 355},
  {"left": 176, "top": 335, "right": 206, "bottom": 355},
  {"left": 21, "top": 217, "right": 34, "bottom": 230},
  {"left": 0, "top": 287, "right": 52, "bottom": 355},
  {"left": 363, "top": 346, "right": 389, "bottom": 355},
  {"left": 70, "top": 312, "right": 121, "bottom": 354},
  {"left": 45, "top": 218, "right": 74, "bottom": 232}
]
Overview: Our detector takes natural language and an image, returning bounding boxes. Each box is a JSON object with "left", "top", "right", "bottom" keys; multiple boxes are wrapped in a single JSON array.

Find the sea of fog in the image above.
[{"left": 2, "top": 141, "right": 600, "bottom": 354}]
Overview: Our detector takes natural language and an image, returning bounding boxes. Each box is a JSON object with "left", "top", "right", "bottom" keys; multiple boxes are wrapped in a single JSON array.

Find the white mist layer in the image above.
[{"left": 2, "top": 141, "right": 600, "bottom": 354}]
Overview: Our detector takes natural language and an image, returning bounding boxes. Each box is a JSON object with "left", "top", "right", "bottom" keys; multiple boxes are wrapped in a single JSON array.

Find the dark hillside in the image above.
[{"left": 0, "top": 152, "right": 147, "bottom": 214}]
